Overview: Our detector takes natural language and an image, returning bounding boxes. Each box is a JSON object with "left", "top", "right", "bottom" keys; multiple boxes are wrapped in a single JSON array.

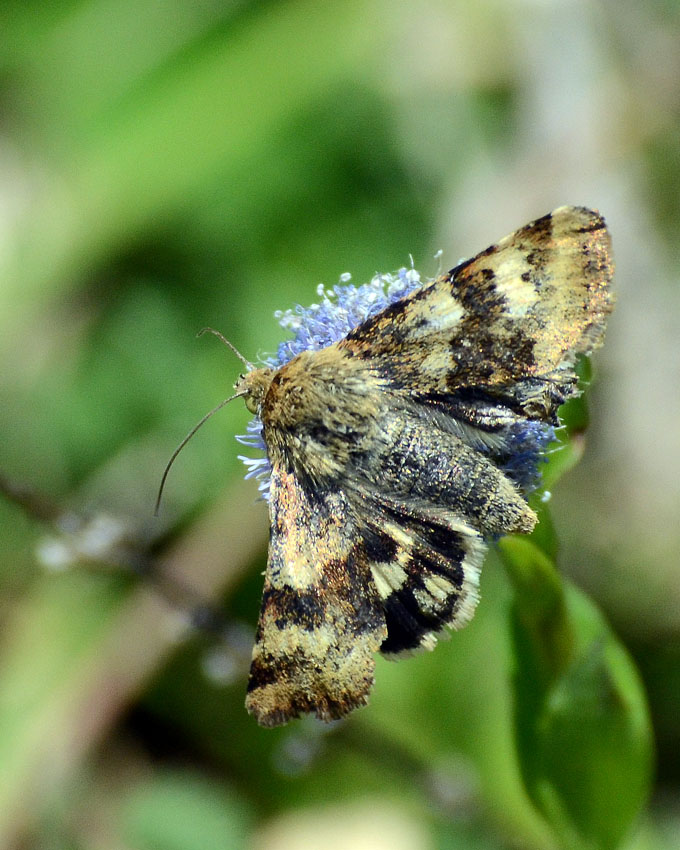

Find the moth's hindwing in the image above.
[{"left": 364, "top": 498, "right": 486, "bottom": 655}]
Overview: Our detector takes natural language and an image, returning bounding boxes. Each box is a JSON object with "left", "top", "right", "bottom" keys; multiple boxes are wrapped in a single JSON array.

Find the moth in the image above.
[{"left": 235, "top": 205, "right": 613, "bottom": 727}]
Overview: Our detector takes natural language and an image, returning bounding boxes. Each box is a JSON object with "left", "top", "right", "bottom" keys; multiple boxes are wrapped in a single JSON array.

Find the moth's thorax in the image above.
[
  {"left": 259, "top": 347, "right": 375, "bottom": 423},
  {"left": 258, "top": 345, "right": 384, "bottom": 477}
]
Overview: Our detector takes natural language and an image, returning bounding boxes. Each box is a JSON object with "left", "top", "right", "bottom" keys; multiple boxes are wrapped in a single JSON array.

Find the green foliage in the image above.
[
  {"left": 498, "top": 385, "right": 654, "bottom": 849},
  {"left": 501, "top": 537, "right": 653, "bottom": 850}
]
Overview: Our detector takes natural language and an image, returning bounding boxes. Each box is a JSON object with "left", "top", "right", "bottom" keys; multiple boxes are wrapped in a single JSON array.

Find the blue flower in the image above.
[
  {"left": 500, "top": 420, "right": 554, "bottom": 491},
  {"left": 237, "top": 267, "right": 553, "bottom": 498}
]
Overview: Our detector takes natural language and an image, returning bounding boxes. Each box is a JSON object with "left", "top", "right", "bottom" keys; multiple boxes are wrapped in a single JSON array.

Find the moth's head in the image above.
[{"left": 235, "top": 368, "right": 275, "bottom": 415}]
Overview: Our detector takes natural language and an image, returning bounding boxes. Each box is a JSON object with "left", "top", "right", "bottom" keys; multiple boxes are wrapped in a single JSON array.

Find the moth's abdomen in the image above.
[{"left": 351, "top": 410, "right": 536, "bottom": 538}]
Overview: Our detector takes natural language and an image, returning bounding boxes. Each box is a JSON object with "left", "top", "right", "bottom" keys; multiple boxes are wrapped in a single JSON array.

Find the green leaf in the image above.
[{"left": 500, "top": 537, "right": 654, "bottom": 850}]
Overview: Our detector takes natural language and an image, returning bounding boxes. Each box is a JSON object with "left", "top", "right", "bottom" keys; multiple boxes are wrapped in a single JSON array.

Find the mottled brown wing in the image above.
[
  {"left": 341, "top": 206, "right": 613, "bottom": 421},
  {"left": 246, "top": 464, "right": 491, "bottom": 724},
  {"left": 245, "top": 463, "right": 386, "bottom": 728}
]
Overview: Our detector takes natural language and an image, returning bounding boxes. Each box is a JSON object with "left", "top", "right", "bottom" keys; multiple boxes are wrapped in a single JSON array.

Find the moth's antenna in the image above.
[
  {"left": 154, "top": 391, "right": 246, "bottom": 516},
  {"left": 198, "top": 327, "right": 255, "bottom": 372}
]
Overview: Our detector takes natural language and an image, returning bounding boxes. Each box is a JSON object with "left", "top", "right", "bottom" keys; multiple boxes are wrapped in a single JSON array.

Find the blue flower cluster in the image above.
[{"left": 500, "top": 420, "right": 555, "bottom": 492}]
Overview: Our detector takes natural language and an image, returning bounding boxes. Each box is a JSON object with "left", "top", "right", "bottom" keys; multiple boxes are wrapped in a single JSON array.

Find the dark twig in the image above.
[
  {"left": 0, "top": 472, "right": 64, "bottom": 524},
  {"left": 0, "top": 468, "right": 238, "bottom": 644}
]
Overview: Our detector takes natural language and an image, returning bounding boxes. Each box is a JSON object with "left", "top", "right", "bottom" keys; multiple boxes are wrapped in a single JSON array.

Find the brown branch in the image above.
[{"left": 0, "top": 472, "right": 64, "bottom": 524}]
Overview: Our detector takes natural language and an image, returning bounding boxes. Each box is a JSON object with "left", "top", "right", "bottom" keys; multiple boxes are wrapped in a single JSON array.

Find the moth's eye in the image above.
[{"left": 245, "top": 396, "right": 258, "bottom": 415}]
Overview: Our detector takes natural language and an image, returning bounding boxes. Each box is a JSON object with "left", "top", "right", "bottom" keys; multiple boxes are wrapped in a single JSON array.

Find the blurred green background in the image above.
[{"left": 1, "top": 1, "right": 679, "bottom": 848}]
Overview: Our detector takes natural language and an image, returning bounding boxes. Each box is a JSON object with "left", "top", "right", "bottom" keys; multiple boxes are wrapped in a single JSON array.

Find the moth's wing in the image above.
[
  {"left": 245, "top": 463, "right": 387, "bottom": 728},
  {"left": 341, "top": 205, "right": 614, "bottom": 420},
  {"left": 246, "top": 465, "right": 489, "bottom": 724},
  {"left": 361, "top": 493, "right": 487, "bottom": 656}
]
